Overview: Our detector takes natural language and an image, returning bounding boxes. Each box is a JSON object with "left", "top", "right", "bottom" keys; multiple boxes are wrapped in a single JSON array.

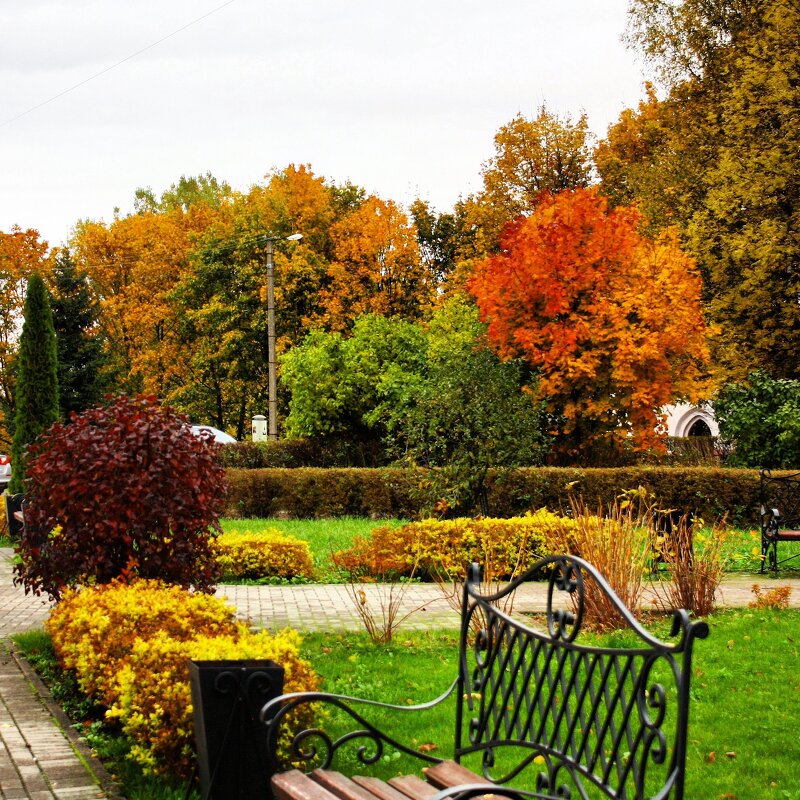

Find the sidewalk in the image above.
[{"left": 3, "top": 545, "right": 800, "bottom": 798}]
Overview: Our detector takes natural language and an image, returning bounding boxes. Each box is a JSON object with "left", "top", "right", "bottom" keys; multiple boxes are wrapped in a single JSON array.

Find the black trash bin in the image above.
[
  {"left": 4, "top": 493, "right": 24, "bottom": 539},
  {"left": 189, "top": 659, "right": 284, "bottom": 800}
]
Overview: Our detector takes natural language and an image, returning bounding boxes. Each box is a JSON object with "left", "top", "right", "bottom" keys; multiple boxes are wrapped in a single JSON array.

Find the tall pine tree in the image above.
[
  {"left": 9, "top": 273, "right": 59, "bottom": 493},
  {"left": 50, "top": 249, "right": 108, "bottom": 418}
]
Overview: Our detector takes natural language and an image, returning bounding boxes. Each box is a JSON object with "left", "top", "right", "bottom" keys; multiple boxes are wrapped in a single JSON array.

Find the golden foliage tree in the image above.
[
  {"left": 608, "top": 0, "right": 800, "bottom": 381},
  {"left": 317, "top": 197, "right": 431, "bottom": 330},
  {"left": 463, "top": 108, "right": 594, "bottom": 258}
]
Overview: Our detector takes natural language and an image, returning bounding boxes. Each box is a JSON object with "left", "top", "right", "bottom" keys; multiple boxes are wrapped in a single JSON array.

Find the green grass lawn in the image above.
[{"left": 298, "top": 610, "right": 800, "bottom": 799}]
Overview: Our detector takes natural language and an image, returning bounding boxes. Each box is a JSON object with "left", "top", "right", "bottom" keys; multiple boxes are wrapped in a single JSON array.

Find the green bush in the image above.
[
  {"left": 224, "top": 466, "right": 761, "bottom": 525},
  {"left": 714, "top": 370, "right": 800, "bottom": 468}
]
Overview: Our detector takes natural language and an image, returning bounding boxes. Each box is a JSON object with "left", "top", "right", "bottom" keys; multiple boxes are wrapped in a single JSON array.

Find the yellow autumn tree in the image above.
[
  {"left": 71, "top": 201, "right": 220, "bottom": 397},
  {"left": 316, "top": 196, "right": 431, "bottom": 330}
]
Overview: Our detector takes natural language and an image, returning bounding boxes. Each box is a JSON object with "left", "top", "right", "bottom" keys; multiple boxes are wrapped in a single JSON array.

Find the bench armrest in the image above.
[{"left": 262, "top": 679, "right": 459, "bottom": 773}]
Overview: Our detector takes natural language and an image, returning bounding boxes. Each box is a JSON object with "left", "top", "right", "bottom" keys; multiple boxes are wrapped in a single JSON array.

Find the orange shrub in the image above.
[
  {"left": 334, "top": 511, "right": 564, "bottom": 580},
  {"left": 749, "top": 584, "right": 792, "bottom": 610},
  {"left": 213, "top": 531, "right": 314, "bottom": 580}
]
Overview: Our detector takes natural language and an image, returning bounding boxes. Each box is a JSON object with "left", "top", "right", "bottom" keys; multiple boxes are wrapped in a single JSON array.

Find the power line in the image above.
[{"left": 1, "top": 0, "right": 237, "bottom": 129}]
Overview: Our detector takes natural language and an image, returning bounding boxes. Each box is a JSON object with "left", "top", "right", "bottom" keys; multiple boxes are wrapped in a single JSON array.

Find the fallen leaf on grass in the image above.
[
  {"left": 725, "top": 752, "right": 737, "bottom": 759},
  {"left": 705, "top": 752, "right": 716, "bottom": 763},
  {"left": 418, "top": 743, "right": 438, "bottom": 753}
]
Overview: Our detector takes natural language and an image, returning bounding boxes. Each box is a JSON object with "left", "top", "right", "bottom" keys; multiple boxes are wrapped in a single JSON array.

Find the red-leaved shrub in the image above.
[{"left": 14, "top": 395, "right": 226, "bottom": 599}]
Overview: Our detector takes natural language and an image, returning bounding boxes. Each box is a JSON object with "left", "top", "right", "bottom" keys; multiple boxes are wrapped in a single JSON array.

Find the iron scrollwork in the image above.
[
  {"left": 457, "top": 555, "right": 709, "bottom": 799},
  {"left": 261, "top": 681, "right": 458, "bottom": 773}
]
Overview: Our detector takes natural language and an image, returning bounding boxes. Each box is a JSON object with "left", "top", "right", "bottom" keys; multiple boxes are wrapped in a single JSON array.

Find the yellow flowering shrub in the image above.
[
  {"left": 107, "top": 625, "right": 319, "bottom": 778},
  {"left": 46, "top": 580, "right": 320, "bottom": 778},
  {"left": 46, "top": 580, "right": 239, "bottom": 702},
  {"left": 213, "top": 531, "right": 314, "bottom": 580},
  {"left": 334, "top": 511, "right": 569, "bottom": 579}
]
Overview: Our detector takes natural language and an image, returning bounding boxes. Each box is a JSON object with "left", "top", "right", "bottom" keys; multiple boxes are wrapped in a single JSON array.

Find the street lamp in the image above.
[{"left": 265, "top": 233, "right": 302, "bottom": 442}]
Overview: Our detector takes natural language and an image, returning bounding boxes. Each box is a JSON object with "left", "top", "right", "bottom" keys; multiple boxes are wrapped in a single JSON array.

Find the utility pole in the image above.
[
  {"left": 265, "top": 238, "right": 278, "bottom": 443},
  {"left": 263, "top": 233, "right": 302, "bottom": 443}
]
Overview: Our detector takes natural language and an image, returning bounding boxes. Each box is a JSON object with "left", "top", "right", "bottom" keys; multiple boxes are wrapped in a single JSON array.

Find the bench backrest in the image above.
[
  {"left": 760, "top": 468, "right": 800, "bottom": 526},
  {"left": 455, "top": 557, "right": 708, "bottom": 800}
]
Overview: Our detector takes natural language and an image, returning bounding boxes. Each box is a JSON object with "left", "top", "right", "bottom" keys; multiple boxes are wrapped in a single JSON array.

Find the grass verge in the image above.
[{"left": 219, "top": 517, "right": 800, "bottom": 581}]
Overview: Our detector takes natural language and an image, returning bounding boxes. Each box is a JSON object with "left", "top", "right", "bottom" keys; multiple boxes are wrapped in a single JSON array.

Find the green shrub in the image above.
[
  {"left": 714, "top": 370, "right": 800, "bottom": 468},
  {"left": 213, "top": 531, "right": 314, "bottom": 580}
]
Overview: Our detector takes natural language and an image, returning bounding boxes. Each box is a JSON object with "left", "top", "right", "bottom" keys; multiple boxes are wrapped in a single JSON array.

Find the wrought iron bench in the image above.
[
  {"left": 760, "top": 468, "right": 800, "bottom": 572},
  {"left": 262, "top": 555, "right": 709, "bottom": 800}
]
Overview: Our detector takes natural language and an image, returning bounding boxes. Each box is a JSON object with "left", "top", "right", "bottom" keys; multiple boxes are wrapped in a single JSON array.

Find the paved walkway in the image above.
[{"left": 3, "top": 546, "right": 800, "bottom": 798}]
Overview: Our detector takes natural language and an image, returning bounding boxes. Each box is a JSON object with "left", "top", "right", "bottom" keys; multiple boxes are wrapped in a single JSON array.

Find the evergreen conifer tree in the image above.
[
  {"left": 50, "top": 249, "right": 108, "bottom": 418},
  {"left": 9, "top": 273, "right": 59, "bottom": 493}
]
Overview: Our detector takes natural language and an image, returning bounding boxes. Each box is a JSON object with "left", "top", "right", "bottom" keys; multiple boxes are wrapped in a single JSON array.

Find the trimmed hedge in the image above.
[
  {"left": 213, "top": 531, "right": 314, "bottom": 580},
  {"left": 224, "top": 466, "right": 762, "bottom": 525},
  {"left": 218, "top": 437, "right": 387, "bottom": 469},
  {"left": 225, "top": 468, "right": 418, "bottom": 519}
]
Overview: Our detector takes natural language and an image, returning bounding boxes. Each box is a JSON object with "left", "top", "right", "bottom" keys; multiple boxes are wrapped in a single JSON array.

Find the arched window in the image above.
[{"left": 687, "top": 418, "right": 712, "bottom": 437}]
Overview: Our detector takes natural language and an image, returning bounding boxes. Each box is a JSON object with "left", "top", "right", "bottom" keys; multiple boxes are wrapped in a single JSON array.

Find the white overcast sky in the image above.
[{"left": 1, "top": 0, "right": 648, "bottom": 248}]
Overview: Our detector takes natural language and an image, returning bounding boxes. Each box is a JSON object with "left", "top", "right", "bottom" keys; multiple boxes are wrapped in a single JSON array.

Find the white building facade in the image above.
[{"left": 663, "top": 403, "right": 718, "bottom": 438}]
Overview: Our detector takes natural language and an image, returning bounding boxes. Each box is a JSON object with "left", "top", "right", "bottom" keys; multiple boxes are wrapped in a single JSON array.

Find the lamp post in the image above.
[{"left": 265, "top": 233, "right": 302, "bottom": 442}]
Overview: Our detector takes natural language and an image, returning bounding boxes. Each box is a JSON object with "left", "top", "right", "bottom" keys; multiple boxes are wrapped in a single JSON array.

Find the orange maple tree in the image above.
[{"left": 468, "top": 188, "right": 711, "bottom": 459}]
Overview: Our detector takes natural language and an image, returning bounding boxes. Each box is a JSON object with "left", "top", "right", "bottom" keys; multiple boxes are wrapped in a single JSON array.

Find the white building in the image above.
[{"left": 663, "top": 403, "right": 718, "bottom": 438}]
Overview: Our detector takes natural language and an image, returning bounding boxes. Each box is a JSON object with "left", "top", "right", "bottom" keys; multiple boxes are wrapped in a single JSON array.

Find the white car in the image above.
[
  {"left": 189, "top": 425, "right": 237, "bottom": 444},
  {"left": 0, "top": 454, "right": 11, "bottom": 488}
]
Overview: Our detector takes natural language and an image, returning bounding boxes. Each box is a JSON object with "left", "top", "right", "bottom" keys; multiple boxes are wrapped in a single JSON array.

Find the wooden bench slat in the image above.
[
  {"left": 423, "top": 761, "right": 484, "bottom": 790},
  {"left": 775, "top": 530, "right": 800, "bottom": 541},
  {"left": 313, "top": 770, "right": 389, "bottom": 800},
  {"left": 273, "top": 770, "right": 342, "bottom": 800},
  {"left": 352, "top": 775, "right": 417, "bottom": 800},
  {"left": 388, "top": 774, "right": 440, "bottom": 800}
]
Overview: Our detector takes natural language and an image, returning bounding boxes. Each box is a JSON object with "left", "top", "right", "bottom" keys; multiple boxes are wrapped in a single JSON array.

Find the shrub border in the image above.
[{"left": 224, "top": 466, "right": 762, "bottom": 526}]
